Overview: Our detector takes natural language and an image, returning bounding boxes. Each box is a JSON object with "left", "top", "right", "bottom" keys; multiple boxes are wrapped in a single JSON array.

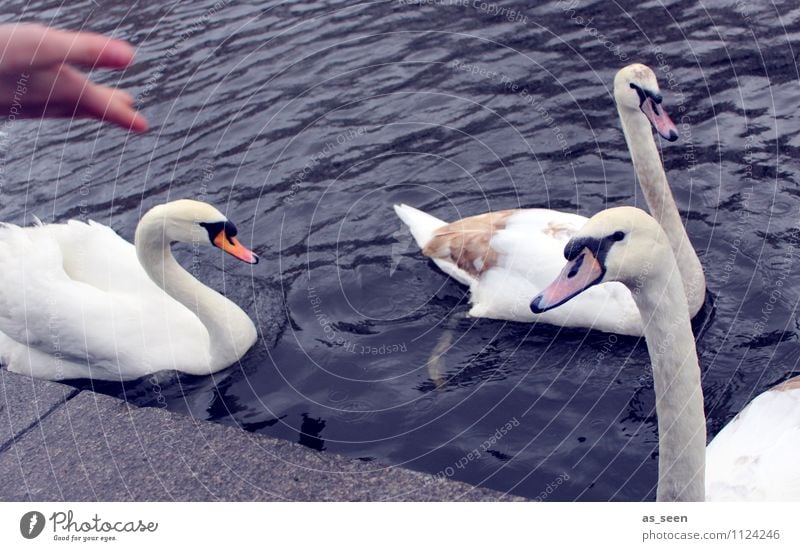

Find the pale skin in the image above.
[{"left": 0, "top": 23, "right": 148, "bottom": 132}]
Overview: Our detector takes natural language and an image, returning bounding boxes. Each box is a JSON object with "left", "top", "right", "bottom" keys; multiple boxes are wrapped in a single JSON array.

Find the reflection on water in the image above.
[{"left": 1, "top": 0, "right": 799, "bottom": 500}]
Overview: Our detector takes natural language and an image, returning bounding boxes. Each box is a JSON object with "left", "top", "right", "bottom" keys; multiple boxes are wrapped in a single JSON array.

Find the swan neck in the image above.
[
  {"left": 134, "top": 213, "right": 252, "bottom": 368},
  {"left": 619, "top": 106, "right": 706, "bottom": 316},
  {"left": 633, "top": 259, "right": 707, "bottom": 502}
]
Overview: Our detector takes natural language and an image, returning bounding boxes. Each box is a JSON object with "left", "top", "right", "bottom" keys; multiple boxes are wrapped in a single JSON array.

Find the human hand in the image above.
[{"left": 0, "top": 23, "right": 148, "bottom": 132}]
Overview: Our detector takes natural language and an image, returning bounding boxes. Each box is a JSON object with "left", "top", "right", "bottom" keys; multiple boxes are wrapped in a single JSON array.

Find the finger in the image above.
[
  {"left": 100, "top": 85, "right": 135, "bottom": 107},
  {"left": 119, "top": 89, "right": 135, "bottom": 107},
  {"left": 1, "top": 23, "right": 135, "bottom": 71},
  {"left": 39, "top": 26, "right": 135, "bottom": 69},
  {"left": 80, "top": 80, "right": 149, "bottom": 132},
  {"left": 43, "top": 65, "right": 148, "bottom": 132},
  {"left": 108, "top": 86, "right": 146, "bottom": 131}
]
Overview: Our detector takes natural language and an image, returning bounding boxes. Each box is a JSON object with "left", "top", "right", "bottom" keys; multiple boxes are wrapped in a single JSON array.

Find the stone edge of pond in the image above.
[{"left": 0, "top": 370, "right": 523, "bottom": 502}]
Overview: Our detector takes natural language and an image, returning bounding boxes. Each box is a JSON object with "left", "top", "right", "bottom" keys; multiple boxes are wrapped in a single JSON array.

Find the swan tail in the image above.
[{"left": 393, "top": 204, "right": 448, "bottom": 249}]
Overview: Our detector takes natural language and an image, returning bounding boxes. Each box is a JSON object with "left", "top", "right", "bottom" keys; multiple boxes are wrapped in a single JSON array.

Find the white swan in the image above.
[
  {"left": 615, "top": 64, "right": 706, "bottom": 316},
  {"left": 531, "top": 206, "right": 800, "bottom": 501},
  {"left": 394, "top": 63, "right": 704, "bottom": 336},
  {"left": 0, "top": 200, "right": 259, "bottom": 381}
]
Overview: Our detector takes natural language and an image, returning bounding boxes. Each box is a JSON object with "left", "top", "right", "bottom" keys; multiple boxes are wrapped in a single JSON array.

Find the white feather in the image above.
[{"left": 706, "top": 386, "right": 800, "bottom": 500}]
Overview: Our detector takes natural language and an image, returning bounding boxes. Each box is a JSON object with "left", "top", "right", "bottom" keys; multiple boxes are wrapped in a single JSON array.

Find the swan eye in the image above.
[
  {"left": 629, "top": 82, "right": 646, "bottom": 104},
  {"left": 611, "top": 231, "right": 625, "bottom": 242},
  {"left": 199, "top": 220, "right": 238, "bottom": 245},
  {"left": 630, "top": 82, "right": 662, "bottom": 106}
]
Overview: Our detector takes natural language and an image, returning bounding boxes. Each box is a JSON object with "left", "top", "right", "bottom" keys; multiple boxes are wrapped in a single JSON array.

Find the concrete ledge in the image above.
[
  {"left": 0, "top": 371, "right": 521, "bottom": 501},
  {"left": 0, "top": 370, "right": 77, "bottom": 451}
]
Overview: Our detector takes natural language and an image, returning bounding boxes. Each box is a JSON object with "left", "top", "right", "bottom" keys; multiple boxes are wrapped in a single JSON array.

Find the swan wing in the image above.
[
  {"left": 393, "top": 204, "right": 475, "bottom": 286},
  {"left": 422, "top": 209, "right": 523, "bottom": 280},
  {"left": 0, "top": 222, "right": 207, "bottom": 379},
  {"left": 43, "top": 219, "right": 159, "bottom": 293},
  {"left": 706, "top": 382, "right": 800, "bottom": 501}
]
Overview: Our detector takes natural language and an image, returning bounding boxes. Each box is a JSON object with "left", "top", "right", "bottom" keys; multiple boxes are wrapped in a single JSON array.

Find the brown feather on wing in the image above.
[
  {"left": 422, "top": 210, "right": 516, "bottom": 278},
  {"left": 774, "top": 375, "right": 800, "bottom": 392}
]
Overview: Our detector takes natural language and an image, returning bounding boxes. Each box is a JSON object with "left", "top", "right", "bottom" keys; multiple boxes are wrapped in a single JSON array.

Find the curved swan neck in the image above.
[
  {"left": 618, "top": 106, "right": 706, "bottom": 317},
  {"left": 134, "top": 211, "right": 253, "bottom": 368},
  {"left": 632, "top": 258, "right": 707, "bottom": 501}
]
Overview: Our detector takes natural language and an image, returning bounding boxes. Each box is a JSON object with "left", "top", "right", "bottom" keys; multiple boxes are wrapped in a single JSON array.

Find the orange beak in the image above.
[{"left": 213, "top": 230, "right": 259, "bottom": 264}]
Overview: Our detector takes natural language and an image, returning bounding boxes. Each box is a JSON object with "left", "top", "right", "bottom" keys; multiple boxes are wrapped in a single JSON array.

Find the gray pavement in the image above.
[{"left": 0, "top": 370, "right": 521, "bottom": 501}]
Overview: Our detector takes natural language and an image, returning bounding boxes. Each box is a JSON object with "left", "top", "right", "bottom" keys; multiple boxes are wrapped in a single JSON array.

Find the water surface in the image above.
[{"left": 1, "top": 0, "right": 799, "bottom": 500}]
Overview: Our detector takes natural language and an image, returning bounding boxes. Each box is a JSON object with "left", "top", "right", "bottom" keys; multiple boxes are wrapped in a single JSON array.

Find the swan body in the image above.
[
  {"left": 394, "top": 204, "right": 642, "bottom": 335},
  {"left": 0, "top": 200, "right": 258, "bottom": 381},
  {"left": 394, "top": 64, "right": 705, "bottom": 336},
  {"left": 705, "top": 378, "right": 800, "bottom": 500},
  {"left": 532, "top": 207, "right": 800, "bottom": 501}
]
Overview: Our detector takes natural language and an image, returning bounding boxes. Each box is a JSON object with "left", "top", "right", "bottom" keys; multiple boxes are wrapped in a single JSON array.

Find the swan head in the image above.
[
  {"left": 530, "top": 207, "right": 670, "bottom": 313},
  {"left": 136, "top": 199, "right": 258, "bottom": 264},
  {"left": 614, "top": 63, "right": 679, "bottom": 142}
]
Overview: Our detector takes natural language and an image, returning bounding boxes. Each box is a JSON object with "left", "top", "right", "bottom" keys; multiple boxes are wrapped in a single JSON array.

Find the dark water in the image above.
[{"left": 1, "top": 0, "right": 799, "bottom": 501}]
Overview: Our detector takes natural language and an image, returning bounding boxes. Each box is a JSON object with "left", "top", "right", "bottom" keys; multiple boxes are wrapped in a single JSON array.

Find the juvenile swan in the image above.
[{"left": 0, "top": 200, "right": 259, "bottom": 381}]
